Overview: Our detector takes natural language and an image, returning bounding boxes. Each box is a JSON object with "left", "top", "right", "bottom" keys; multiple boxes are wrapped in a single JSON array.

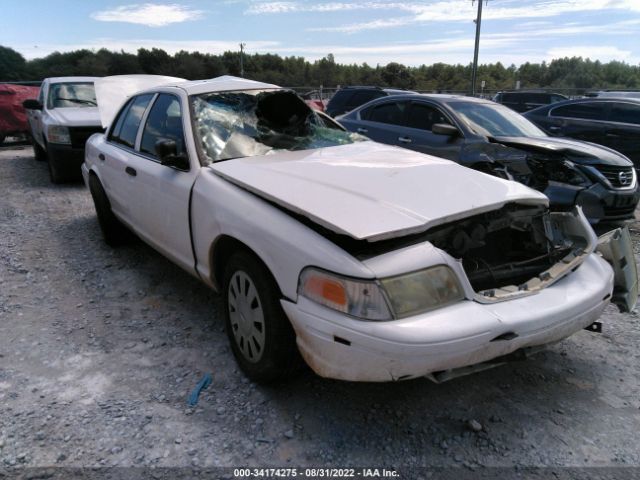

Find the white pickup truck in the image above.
[
  {"left": 82, "top": 75, "right": 637, "bottom": 384},
  {"left": 23, "top": 76, "right": 103, "bottom": 183}
]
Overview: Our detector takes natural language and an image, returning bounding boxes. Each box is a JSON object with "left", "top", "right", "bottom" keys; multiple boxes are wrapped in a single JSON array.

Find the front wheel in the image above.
[
  {"left": 31, "top": 136, "right": 47, "bottom": 161},
  {"left": 223, "top": 251, "right": 301, "bottom": 383}
]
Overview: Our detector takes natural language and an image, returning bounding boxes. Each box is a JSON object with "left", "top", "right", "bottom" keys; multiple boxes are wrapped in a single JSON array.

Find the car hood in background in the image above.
[
  {"left": 94, "top": 74, "right": 186, "bottom": 128},
  {"left": 48, "top": 107, "right": 102, "bottom": 127},
  {"left": 211, "top": 142, "right": 547, "bottom": 242},
  {"left": 491, "top": 135, "right": 632, "bottom": 166}
]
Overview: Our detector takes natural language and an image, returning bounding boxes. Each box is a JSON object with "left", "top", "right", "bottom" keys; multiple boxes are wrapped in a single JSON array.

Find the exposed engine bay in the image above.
[{"left": 422, "top": 204, "right": 590, "bottom": 296}]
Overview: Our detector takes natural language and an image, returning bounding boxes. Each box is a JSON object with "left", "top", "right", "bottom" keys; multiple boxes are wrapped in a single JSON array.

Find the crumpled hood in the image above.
[
  {"left": 211, "top": 142, "right": 548, "bottom": 241},
  {"left": 48, "top": 107, "right": 101, "bottom": 127},
  {"left": 491, "top": 135, "right": 632, "bottom": 166}
]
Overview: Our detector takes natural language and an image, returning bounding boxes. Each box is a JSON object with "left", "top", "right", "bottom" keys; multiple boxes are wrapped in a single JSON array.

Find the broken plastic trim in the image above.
[
  {"left": 597, "top": 226, "right": 639, "bottom": 312},
  {"left": 425, "top": 345, "right": 548, "bottom": 383},
  {"left": 472, "top": 206, "right": 596, "bottom": 304}
]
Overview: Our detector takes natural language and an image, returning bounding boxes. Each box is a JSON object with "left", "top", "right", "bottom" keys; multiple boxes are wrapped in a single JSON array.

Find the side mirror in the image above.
[
  {"left": 155, "top": 139, "right": 189, "bottom": 170},
  {"left": 23, "top": 99, "right": 43, "bottom": 110},
  {"left": 432, "top": 123, "right": 459, "bottom": 136}
]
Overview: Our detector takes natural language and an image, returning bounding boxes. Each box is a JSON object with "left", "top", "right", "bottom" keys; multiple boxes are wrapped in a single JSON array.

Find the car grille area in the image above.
[
  {"left": 69, "top": 126, "right": 105, "bottom": 149},
  {"left": 594, "top": 165, "right": 635, "bottom": 189}
]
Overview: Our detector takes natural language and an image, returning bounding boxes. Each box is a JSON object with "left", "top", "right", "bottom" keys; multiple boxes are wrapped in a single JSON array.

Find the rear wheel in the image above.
[
  {"left": 88, "top": 174, "right": 129, "bottom": 246},
  {"left": 223, "top": 251, "right": 301, "bottom": 383},
  {"left": 0, "top": 134, "right": 5, "bottom": 145}
]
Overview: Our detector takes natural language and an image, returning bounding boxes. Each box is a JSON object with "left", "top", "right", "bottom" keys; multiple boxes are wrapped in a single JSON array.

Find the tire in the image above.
[
  {"left": 46, "top": 147, "right": 66, "bottom": 184},
  {"left": 88, "top": 174, "right": 129, "bottom": 246},
  {"left": 32, "top": 138, "right": 47, "bottom": 161},
  {"left": 223, "top": 251, "right": 301, "bottom": 383},
  {"left": 0, "top": 134, "right": 5, "bottom": 145}
]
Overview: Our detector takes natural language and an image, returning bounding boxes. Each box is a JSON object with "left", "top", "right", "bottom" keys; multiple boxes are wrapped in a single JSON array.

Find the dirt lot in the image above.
[{"left": 1, "top": 146, "right": 640, "bottom": 477}]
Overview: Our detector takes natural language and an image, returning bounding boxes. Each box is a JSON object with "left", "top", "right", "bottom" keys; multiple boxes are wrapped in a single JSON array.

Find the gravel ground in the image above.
[{"left": 1, "top": 146, "right": 640, "bottom": 477}]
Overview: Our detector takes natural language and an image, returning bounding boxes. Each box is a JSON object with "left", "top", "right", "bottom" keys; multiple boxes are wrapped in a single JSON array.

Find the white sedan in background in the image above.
[{"left": 82, "top": 75, "right": 637, "bottom": 383}]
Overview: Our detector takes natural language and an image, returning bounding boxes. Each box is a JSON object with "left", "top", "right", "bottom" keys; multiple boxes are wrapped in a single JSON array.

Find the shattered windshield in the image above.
[
  {"left": 192, "top": 89, "right": 364, "bottom": 163},
  {"left": 450, "top": 102, "right": 547, "bottom": 138}
]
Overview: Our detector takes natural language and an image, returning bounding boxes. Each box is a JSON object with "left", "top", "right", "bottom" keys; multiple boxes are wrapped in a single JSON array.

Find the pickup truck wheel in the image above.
[
  {"left": 88, "top": 174, "right": 129, "bottom": 246},
  {"left": 223, "top": 252, "right": 300, "bottom": 383},
  {"left": 32, "top": 139, "right": 46, "bottom": 161},
  {"left": 46, "top": 148, "right": 66, "bottom": 184}
]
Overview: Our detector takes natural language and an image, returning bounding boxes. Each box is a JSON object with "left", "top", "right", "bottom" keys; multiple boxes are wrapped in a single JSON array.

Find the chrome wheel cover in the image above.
[{"left": 228, "top": 270, "right": 266, "bottom": 363}]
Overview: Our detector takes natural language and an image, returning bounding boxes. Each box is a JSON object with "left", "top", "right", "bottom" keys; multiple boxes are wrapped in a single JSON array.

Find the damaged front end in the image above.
[
  {"left": 426, "top": 203, "right": 637, "bottom": 312},
  {"left": 422, "top": 203, "right": 597, "bottom": 303},
  {"left": 474, "top": 138, "right": 640, "bottom": 223}
]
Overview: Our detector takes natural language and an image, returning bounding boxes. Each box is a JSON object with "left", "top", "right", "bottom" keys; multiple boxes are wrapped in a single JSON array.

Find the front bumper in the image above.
[
  {"left": 575, "top": 182, "right": 639, "bottom": 223},
  {"left": 47, "top": 143, "right": 85, "bottom": 173},
  {"left": 282, "top": 253, "right": 614, "bottom": 382}
]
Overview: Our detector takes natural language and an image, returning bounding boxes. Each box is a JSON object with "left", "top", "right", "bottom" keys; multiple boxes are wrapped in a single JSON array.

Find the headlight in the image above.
[
  {"left": 48, "top": 125, "right": 71, "bottom": 144},
  {"left": 298, "top": 268, "right": 392, "bottom": 320},
  {"left": 380, "top": 266, "right": 465, "bottom": 318},
  {"left": 298, "top": 265, "right": 465, "bottom": 321}
]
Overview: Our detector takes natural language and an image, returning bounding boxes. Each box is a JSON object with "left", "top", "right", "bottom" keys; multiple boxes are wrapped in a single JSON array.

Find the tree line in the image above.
[{"left": 2, "top": 44, "right": 640, "bottom": 93}]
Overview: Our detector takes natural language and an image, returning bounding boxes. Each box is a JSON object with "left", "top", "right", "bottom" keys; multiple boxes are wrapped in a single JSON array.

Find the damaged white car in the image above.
[{"left": 83, "top": 75, "right": 638, "bottom": 383}]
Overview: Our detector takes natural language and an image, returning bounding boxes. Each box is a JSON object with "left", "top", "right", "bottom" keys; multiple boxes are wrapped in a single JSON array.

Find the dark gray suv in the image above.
[{"left": 325, "top": 86, "right": 416, "bottom": 117}]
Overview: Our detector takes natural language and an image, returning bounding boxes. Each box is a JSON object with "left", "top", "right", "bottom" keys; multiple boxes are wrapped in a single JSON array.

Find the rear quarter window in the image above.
[{"left": 609, "top": 103, "right": 640, "bottom": 125}]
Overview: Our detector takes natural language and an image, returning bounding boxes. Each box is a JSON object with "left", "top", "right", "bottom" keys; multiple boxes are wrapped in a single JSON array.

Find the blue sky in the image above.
[{"left": 2, "top": 1, "right": 640, "bottom": 66}]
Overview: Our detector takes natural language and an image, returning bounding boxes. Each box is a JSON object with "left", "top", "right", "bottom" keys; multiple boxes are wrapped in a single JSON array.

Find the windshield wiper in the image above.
[{"left": 54, "top": 97, "right": 97, "bottom": 106}]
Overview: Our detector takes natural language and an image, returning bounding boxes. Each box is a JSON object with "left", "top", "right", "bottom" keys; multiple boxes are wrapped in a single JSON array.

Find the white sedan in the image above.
[{"left": 82, "top": 75, "right": 637, "bottom": 383}]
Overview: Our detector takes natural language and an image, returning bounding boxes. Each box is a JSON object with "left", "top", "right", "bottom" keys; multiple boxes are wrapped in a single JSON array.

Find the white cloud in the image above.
[
  {"left": 90, "top": 3, "right": 204, "bottom": 27},
  {"left": 546, "top": 45, "right": 636, "bottom": 62},
  {"left": 246, "top": 2, "right": 428, "bottom": 15},
  {"left": 249, "top": 0, "right": 640, "bottom": 34},
  {"left": 308, "top": 16, "right": 415, "bottom": 34}
]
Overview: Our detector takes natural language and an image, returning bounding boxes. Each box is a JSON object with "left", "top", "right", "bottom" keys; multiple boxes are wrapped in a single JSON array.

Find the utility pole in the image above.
[
  {"left": 239, "top": 42, "right": 246, "bottom": 77},
  {"left": 471, "top": 1, "right": 486, "bottom": 96}
]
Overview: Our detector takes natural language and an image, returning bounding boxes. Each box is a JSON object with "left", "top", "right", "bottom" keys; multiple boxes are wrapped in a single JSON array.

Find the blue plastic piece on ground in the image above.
[{"left": 187, "top": 373, "right": 212, "bottom": 407}]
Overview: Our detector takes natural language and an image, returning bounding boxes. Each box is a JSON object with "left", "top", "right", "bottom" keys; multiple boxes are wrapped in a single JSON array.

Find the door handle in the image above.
[
  {"left": 125, "top": 166, "right": 137, "bottom": 177},
  {"left": 606, "top": 132, "right": 621, "bottom": 138},
  {"left": 548, "top": 126, "right": 560, "bottom": 132},
  {"left": 357, "top": 127, "right": 368, "bottom": 134},
  {"left": 398, "top": 136, "right": 412, "bottom": 144},
  {"left": 98, "top": 153, "right": 105, "bottom": 161}
]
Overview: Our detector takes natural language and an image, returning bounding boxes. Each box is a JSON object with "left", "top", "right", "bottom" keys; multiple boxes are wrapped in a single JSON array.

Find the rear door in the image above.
[
  {"left": 606, "top": 102, "right": 640, "bottom": 167},
  {"left": 122, "top": 92, "right": 197, "bottom": 271},
  {"left": 547, "top": 101, "right": 609, "bottom": 146},
  {"left": 354, "top": 100, "right": 410, "bottom": 146}
]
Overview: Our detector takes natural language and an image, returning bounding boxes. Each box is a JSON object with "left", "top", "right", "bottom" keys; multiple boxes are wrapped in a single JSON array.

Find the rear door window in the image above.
[
  {"left": 551, "top": 102, "right": 607, "bottom": 121},
  {"left": 609, "top": 102, "right": 640, "bottom": 125},
  {"left": 366, "top": 101, "right": 408, "bottom": 126},
  {"left": 140, "top": 94, "right": 186, "bottom": 158},
  {"left": 109, "top": 94, "right": 154, "bottom": 148}
]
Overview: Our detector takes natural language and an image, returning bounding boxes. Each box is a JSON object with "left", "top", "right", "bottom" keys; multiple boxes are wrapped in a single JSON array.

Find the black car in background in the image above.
[
  {"left": 325, "top": 86, "right": 416, "bottom": 117},
  {"left": 524, "top": 98, "right": 640, "bottom": 169},
  {"left": 338, "top": 94, "right": 639, "bottom": 223},
  {"left": 493, "top": 90, "right": 568, "bottom": 113}
]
